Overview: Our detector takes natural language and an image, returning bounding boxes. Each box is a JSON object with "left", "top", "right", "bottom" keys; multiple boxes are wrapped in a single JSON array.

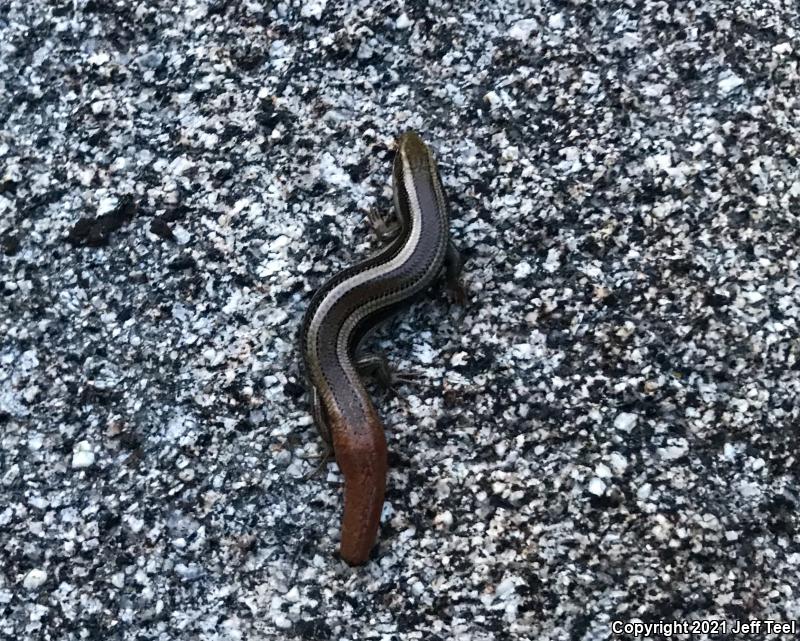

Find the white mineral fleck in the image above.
[
  {"left": 543, "top": 248, "right": 560, "bottom": 273},
  {"left": 172, "top": 225, "right": 191, "bottom": 244},
  {"left": 71, "top": 441, "right": 95, "bottom": 469},
  {"left": 300, "top": 0, "right": 326, "bottom": 20},
  {"left": 273, "top": 613, "right": 292, "bottom": 629},
  {"left": 134, "top": 51, "right": 164, "bottom": 68},
  {"left": 319, "top": 153, "right": 351, "bottom": 187},
  {"left": 414, "top": 342, "right": 436, "bottom": 365},
  {"left": 434, "top": 510, "right": 454, "bottom": 529},
  {"left": 738, "top": 481, "right": 761, "bottom": 498},
  {"left": 23, "top": 568, "right": 47, "bottom": 589},
  {"left": 169, "top": 156, "right": 194, "bottom": 175},
  {"left": 484, "top": 90, "right": 501, "bottom": 107},
  {"left": 588, "top": 477, "right": 607, "bottom": 496},
  {"left": 88, "top": 51, "right": 110, "bottom": 66},
  {"left": 507, "top": 19, "right": 538, "bottom": 41},
  {"left": 658, "top": 439, "right": 689, "bottom": 460},
  {"left": 514, "top": 261, "right": 532, "bottom": 279},
  {"left": 495, "top": 576, "right": 517, "bottom": 598},
  {"left": 718, "top": 72, "right": 744, "bottom": 93},
  {"left": 608, "top": 452, "right": 627, "bottom": 474},
  {"left": 269, "top": 235, "right": 291, "bottom": 251},
  {"left": 613, "top": 412, "right": 637, "bottom": 432},
  {"left": 594, "top": 463, "right": 612, "bottom": 478},
  {"left": 356, "top": 42, "right": 373, "bottom": 59},
  {"left": 97, "top": 196, "right": 118, "bottom": 215},
  {"left": 548, "top": 13, "right": 564, "bottom": 29}
]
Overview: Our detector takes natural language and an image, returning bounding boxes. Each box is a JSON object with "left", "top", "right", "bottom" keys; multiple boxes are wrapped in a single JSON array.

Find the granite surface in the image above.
[{"left": 2, "top": 1, "right": 800, "bottom": 639}]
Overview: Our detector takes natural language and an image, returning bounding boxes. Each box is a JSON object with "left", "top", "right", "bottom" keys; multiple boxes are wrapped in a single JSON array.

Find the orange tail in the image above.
[{"left": 334, "top": 426, "right": 388, "bottom": 565}]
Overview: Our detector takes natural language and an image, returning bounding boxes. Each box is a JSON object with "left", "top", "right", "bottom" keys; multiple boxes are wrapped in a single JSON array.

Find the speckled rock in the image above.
[{"left": 1, "top": 1, "right": 799, "bottom": 639}]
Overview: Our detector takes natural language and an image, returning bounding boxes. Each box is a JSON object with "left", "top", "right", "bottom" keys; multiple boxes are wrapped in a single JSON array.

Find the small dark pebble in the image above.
[
  {"left": 66, "top": 195, "right": 138, "bottom": 247},
  {"left": 150, "top": 217, "right": 175, "bottom": 241},
  {"left": 283, "top": 380, "right": 305, "bottom": 399},
  {"left": 168, "top": 255, "right": 197, "bottom": 270},
  {"left": 1, "top": 232, "right": 21, "bottom": 255}
]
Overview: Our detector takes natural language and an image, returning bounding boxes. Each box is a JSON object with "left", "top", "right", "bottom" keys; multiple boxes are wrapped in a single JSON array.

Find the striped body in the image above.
[{"left": 300, "top": 132, "right": 454, "bottom": 564}]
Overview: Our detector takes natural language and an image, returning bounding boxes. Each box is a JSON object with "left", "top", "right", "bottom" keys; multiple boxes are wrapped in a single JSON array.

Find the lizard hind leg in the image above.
[
  {"left": 357, "top": 352, "right": 421, "bottom": 389},
  {"left": 311, "top": 386, "right": 333, "bottom": 445},
  {"left": 367, "top": 209, "right": 403, "bottom": 244},
  {"left": 444, "top": 239, "right": 467, "bottom": 304},
  {"left": 302, "top": 386, "right": 335, "bottom": 480}
]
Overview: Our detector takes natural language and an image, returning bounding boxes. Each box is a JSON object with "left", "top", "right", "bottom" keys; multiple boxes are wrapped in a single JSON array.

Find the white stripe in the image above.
[
  {"left": 335, "top": 151, "right": 432, "bottom": 392},
  {"left": 307, "top": 146, "right": 425, "bottom": 387},
  {"left": 307, "top": 142, "right": 448, "bottom": 413}
]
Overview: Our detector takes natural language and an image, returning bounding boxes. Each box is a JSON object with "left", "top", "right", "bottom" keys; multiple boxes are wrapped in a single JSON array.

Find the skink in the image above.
[{"left": 300, "top": 131, "right": 464, "bottom": 565}]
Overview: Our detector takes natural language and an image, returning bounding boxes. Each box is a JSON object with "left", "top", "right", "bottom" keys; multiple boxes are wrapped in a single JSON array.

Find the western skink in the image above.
[{"left": 300, "top": 131, "right": 464, "bottom": 565}]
